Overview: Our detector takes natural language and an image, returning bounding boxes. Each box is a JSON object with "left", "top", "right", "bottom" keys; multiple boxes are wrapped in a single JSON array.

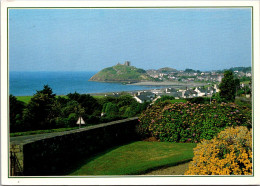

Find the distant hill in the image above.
[
  {"left": 89, "top": 64, "right": 153, "bottom": 83},
  {"left": 216, "top": 67, "right": 251, "bottom": 73},
  {"left": 229, "top": 67, "right": 251, "bottom": 73},
  {"left": 157, "top": 67, "right": 178, "bottom": 73}
]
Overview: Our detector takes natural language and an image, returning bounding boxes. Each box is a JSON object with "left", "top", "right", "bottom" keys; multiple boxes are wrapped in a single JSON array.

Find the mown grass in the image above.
[
  {"left": 70, "top": 141, "right": 196, "bottom": 175},
  {"left": 10, "top": 126, "right": 80, "bottom": 137}
]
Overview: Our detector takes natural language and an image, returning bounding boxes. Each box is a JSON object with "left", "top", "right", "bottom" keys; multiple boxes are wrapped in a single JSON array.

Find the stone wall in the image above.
[{"left": 10, "top": 117, "right": 139, "bottom": 176}]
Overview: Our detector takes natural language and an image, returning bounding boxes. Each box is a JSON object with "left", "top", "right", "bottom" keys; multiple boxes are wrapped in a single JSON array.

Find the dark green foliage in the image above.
[
  {"left": 184, "top": 69, "right": 196, "bottom": 73},
  {"left": 186, "top": 97, "right": 210, "bottom": 104},
  {"left": 155, "top": 95, "right": 175, "bottom": 104},
  {"left": 10, "top": 85, "right": 149, "bottom": 133},
  {"left": 102, "top": 102, "right": 119, "bottom": 117},
  {"left": 240, "top": 76, "right": 251, "bottom": 82},
  {"left": 136, "top": 69, "right": 146, "bottom": 73},
  {"left": 138, "top": 101, "right": 251, "bottom": 143},
  {"left": 117, "top": 95, "right": 137, "bottom": 108},
  {"left": 211, "top": 93, "right": 223, "bottom": 103},
  {"left": 23, "top": 85, "right": 56, "bottom": 130},
  {"left": 67, "top": 92, "right": 100, "bottom": 115},
  {"left": 9, "top": 95, "right": 25, "bottom": 132},
  {"left": 219, "top": 71, "right": 236, "bottom": 102}
]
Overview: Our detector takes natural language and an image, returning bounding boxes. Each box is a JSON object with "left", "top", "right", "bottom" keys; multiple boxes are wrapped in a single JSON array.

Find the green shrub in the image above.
[
  {"left": 186, "top": 97, "right": 210, "bottom": 104},
  {"left": 137, "top": 101, "right": 251, "bottom": 142},
  {"left": 155, "top": 95, "right": 175, "bottom": 104}
]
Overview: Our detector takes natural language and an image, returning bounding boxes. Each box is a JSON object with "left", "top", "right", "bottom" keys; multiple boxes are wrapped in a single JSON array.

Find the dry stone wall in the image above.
[{"left": 10, "top": 117, "right": 139, "bottom": 176}]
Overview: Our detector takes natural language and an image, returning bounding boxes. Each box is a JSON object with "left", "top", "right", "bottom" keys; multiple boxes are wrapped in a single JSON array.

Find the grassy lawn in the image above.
[{"left": 70, "top": 141, "right": 196, "bottom": 175}]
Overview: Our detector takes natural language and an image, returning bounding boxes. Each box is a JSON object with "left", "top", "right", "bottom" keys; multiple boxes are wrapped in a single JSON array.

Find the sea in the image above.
[{"left": 9, "top": 71, "right": 164, "bottom": 96}]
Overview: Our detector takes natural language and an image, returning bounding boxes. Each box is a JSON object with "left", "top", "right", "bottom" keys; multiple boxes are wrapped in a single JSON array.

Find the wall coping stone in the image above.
[{"left": 10, "top": 117, "right": 139, "bottom": 145}]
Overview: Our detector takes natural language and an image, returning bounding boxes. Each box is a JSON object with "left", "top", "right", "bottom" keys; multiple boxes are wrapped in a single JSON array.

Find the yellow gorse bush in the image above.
[{"left": 185, "top": 126, "right": 252, "bottom": 175}]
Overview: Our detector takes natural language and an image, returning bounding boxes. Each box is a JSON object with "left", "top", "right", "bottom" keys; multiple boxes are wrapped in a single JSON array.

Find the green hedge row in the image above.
[{"left": 137, "top": 101, "right": 251, "bottom": 143}]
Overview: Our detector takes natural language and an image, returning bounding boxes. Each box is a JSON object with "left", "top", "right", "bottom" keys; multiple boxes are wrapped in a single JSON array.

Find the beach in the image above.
[{"left": 129, "top": 81, "right": 207, "bottom": 87}]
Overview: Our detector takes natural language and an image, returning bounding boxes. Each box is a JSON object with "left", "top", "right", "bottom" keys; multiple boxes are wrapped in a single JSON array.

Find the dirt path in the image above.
[{"left": 143, "top": 162, "right": 190, "bottom": 175}]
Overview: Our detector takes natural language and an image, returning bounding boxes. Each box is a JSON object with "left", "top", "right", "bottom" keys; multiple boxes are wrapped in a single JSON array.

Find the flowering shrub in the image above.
[
  {"left": 185, "top": 126, "right": 252, "bottom": 175},
  {"left": 137, "top": 101, "right": 251, "bottom": 142}
]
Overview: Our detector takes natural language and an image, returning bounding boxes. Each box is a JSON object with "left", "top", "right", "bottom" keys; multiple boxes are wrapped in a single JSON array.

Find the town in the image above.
[{"left": 102, "top": 66, "right": 252, "bottom": 104}]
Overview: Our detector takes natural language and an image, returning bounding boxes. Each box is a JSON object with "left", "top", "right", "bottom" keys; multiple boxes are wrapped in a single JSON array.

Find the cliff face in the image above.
[{"left": 89, "top": 64, "right": 153, "bottom": 82}]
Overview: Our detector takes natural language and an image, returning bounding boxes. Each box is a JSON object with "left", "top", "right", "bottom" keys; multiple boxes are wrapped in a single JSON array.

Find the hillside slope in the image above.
[{"left": 89, "top": 64, "right": 153, "bottom": 83}]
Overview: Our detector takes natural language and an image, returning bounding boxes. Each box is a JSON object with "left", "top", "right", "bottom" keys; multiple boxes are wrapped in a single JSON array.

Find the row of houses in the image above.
[{"left": 132, "top": 85, "right": 220, "bottom": 103}]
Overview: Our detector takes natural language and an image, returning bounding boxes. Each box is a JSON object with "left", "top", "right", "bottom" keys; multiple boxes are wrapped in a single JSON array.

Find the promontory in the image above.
[{"left": 89, "top": 62, "right": 153, "bottom": 83}]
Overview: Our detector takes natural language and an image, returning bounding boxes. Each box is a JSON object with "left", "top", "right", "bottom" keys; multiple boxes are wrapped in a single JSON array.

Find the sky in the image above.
[{"left": 9, "top": 8, "right": 252, "bottom": 71}]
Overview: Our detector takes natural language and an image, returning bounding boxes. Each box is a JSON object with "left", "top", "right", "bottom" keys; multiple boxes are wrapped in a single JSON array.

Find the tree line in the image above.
[{"left": 10, "top": 85, "right": 149, "bottom": 133}]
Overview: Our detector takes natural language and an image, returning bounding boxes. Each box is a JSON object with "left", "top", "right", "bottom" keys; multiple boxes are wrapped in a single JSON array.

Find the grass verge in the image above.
[{"left": 69, "top": 141, "right": 196, "bottom": 175}]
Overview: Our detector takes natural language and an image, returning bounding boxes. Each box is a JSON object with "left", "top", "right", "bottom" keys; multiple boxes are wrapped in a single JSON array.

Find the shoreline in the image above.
[
  {"left": 128, "top": 81, "right": 207, "bottom": 86},
  {"left": 14, "top": 81, "right": 209, "bottom": 97}
]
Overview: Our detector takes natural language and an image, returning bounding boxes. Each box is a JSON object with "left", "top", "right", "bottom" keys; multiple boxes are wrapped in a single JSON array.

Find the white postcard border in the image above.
[{"left": 1, "top": 1, "right": 260, "bottom": 185}]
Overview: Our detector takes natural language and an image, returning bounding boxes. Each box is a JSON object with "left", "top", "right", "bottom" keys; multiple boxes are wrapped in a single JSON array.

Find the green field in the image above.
[
  {"left": 70, "top": 141, "right": 196, "bottom": 175},
  {"left": 16, "top": 96, "right": 33, "bottom": 104},
  {"left": 16, "top": 95, "right": 67, "bottom": 104}
]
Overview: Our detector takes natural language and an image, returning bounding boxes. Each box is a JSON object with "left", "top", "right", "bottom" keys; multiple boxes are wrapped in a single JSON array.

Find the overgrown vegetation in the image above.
[{"left": 185, "top": 126, "right": 252, "bottom": 175}]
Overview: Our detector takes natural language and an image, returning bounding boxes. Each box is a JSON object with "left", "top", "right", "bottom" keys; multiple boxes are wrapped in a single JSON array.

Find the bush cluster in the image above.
[
  {"left": 185, "top": 126, "right": 252, "bottom": 175},
  {"left": 137, "top": 101, "right": 251, "bottom": 142}
]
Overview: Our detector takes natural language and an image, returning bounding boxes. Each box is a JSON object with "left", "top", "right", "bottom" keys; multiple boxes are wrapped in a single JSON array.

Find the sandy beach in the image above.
[{"left": 129, "top": 81, "right": 207, "bottom": 87}]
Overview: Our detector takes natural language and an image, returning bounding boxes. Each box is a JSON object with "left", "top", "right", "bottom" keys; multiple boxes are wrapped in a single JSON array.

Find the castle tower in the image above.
[{"left": 124, "top": 61, "right": 130, "bottom": 66}]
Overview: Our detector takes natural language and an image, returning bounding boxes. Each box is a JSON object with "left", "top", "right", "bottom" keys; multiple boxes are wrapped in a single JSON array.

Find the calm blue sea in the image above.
[{"left": 10, "top": 71, "right": 161, "bottom": 96}]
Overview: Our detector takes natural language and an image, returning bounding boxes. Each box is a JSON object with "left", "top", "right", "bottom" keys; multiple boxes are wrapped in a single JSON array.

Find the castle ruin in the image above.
[
  {"left": 117, "top": 61, "right": 131, "bottom": 66},
  {"left": 124, "top": 61, "right": 130, "bottom": 66}
]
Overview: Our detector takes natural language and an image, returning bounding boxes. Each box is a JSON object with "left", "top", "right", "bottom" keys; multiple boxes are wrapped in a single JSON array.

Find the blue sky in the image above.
[{"left": 9, "top": 8, "right": 252, "bottom": 71}]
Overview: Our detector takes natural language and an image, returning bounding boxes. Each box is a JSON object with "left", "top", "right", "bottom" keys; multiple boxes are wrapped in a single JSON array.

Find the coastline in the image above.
[
  {"left": 129, "top": 81, "right": 207, "bottom": 87},
  {"left": 14, "top": 81, "right": 209, "bottom": 97}
]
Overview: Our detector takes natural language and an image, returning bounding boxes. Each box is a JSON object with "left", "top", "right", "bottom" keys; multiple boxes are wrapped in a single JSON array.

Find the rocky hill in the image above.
[{"left": 89, "top": 64, "right": 153, "bottom": 83}]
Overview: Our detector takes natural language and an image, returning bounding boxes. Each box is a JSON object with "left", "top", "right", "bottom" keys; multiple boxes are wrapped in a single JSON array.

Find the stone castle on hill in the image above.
[{"left": 117, "top": 61, "right": 131, "bottom": 66}]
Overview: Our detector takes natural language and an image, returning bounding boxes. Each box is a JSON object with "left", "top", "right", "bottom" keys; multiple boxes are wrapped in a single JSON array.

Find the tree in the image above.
[
  {"left": 102, "top": 102, "right": 119, "bottom": 117},
  {"left": 234, "top": 78, "right": 240, "bottom": 96},
  {"left": 9, "top": 95, "right": 25, "bottom": 132},
  {"left": 67, "top": 92, "right": 100, "bottom": 115},
  {"left": 117, "top": 95, "right": 137, "bottom": 108},
  {"left": 219, "top": 70, "right": 236, "bottom": 102},
  {"left": 23, "top": 85, "right": 56, "bottom": 130}
]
